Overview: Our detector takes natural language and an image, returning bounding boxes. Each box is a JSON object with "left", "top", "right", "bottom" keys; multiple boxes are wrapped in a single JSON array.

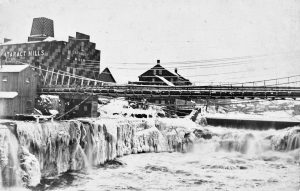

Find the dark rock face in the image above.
[{"left": 193, "top": 129, "right": 213, "bottom": 139}]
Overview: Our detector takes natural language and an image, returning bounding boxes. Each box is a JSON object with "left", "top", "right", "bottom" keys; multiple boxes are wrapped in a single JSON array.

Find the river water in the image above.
[{"left": 28, "top": 125, "right": 300, "bottom": 191}]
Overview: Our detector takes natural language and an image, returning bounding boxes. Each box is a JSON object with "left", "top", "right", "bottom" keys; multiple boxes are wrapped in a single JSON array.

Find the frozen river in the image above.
[{"left": 31, "top": 126, "right": 300, "bottom": 191}]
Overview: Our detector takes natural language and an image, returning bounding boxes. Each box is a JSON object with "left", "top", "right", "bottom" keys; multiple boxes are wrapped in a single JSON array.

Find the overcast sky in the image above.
[{"left": 0, "top": 0, "right": 299, "bottom": 84}]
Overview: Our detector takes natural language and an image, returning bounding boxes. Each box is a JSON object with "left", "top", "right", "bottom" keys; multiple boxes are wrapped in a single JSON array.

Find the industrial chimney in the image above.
[{"left": 28, "top": 17, "right": 54, "bottom": 42}]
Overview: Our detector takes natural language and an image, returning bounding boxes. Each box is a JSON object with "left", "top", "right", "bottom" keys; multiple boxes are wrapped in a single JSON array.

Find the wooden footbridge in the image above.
[{"left": 33, "top": 65, "right": 300, "bottom": 100}]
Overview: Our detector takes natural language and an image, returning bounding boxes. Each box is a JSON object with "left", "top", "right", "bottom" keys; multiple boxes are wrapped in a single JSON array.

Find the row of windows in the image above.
[
  {"left": 151, "top": 77, "right": 174, "bottom": 82},
  {"left": 2, "top": 76, "right": 31, "bottom": 83}
]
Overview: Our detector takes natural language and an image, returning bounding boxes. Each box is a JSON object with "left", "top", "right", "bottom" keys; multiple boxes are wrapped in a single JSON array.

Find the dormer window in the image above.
[{"left": 153, "top": 69, "right": 156, "bottom": 75}]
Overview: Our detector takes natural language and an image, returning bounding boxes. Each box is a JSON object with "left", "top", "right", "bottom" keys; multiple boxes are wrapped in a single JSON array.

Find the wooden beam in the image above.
[
  {"left": 67, "top": 75, "right": 71, "bottom": 87},
  {"left": 55, "top": 70, "right": 59, "bottom": 85},
  {"left": 43, "top": 67, "right": 49, "bottom": 85},
  {"left": 49, "top": 68, "right": 55, "bottom": 86},
  {"left": 61, "top": 72, "right": 65, "bottom": 85}
]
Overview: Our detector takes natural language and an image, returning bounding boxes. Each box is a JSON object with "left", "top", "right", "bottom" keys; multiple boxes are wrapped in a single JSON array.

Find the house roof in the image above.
[
  {"left": 0, "top": 64, "right": 29, "bottom": 73},
  {"left": 139, "top": 63, "right": 191, "bottom": 84},
  {"left": 139, "top": 64, "right": 178, "bottom": 78},
  {"left": 0, "top": 92, "right": 18, "bottom": 99},
  {"left": 98, "top": 67, "right": 116, "bottom": 83}
]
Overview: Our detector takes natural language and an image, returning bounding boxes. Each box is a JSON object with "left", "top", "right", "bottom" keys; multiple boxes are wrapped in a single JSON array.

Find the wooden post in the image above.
[
  {"left": 87, "top": 80, "right": 90, "bottom": 86},
  {"left": 49, "top": 68, "right": 55, "bottom": 86},
  {"left": 94, "top": 80, "right": 97, "bottom": 86},
  {"left": 43, "top": 67, "right": 49, "bottom": 85},
  {"left": 74, "top": 76, "right": 78, "bottom": 86},
  {"left": 61, "top": 72, "right": 65, "bottom": 85},
  {"left": 67, "top": 75, "right": 71, "bottom": 87},
  {"left": 81, "top": 78, "right": 84, "bottom": 86},
  {"left": 55, "top": 70, "right": 59, "bottom": 85}
]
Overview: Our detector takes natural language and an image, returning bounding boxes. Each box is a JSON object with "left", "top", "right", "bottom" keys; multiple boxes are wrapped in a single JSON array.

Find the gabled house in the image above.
[
  {"left": 0, "top": 64, "right": 38, "bottom": 118},
  {"left": 129, "top": 60, "right": 194, "bottom": 116},
  {"left": 135, "top": 60, "right": 192, "bottom": 86}
]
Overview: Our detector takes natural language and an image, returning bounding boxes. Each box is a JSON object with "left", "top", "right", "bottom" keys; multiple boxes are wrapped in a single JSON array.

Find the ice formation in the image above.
[{"left": 0, "top": 117, "right": 199, "bottom": 188}]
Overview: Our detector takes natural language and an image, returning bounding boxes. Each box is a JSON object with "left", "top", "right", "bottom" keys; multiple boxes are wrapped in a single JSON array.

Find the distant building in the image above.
[
  {"left": 130, "top": 60, "right": 194, "bottom": 116},
  {"left": 130, "top": 60, "right": 192, "bottom": 86},
  {"left": 0, "top": 17, "right": 101, "bottom": 80},
  {"left": 0, "top": 64, "right": 37, "bottom": 118},
  {"left": 98, "top": 67, "right": 116, "bottom": 83}
]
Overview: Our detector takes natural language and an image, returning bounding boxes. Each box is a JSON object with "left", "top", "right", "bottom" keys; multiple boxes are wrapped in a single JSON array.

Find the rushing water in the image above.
[{"left": 28, "top": 125, "right": 300, "bottom": 191}]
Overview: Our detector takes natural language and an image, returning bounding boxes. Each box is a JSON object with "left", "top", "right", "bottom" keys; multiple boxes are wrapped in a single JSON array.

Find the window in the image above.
[
  {"left": 159, "top": 70, "right": 162, "bottom": 75},
  {"left": 67, "top": 50, "right": 71, "bottom": 60},
  {"left": 25, "top": 77, "right": 30, "bottom": 83},
  {"left": 84, "top": 105, "right": 88, "bottom": 111},
  {"left": 26, "top": 100, "right": 32, "bottom": 114},
  {"left": 152, "top": 78, "right": 155, "bottom": 82},
  {"left": 153, "top": 69, "right": 156, "bottom": 75},
  {"left": 2, "top": 76, "right": 8, "bottom": 82}
]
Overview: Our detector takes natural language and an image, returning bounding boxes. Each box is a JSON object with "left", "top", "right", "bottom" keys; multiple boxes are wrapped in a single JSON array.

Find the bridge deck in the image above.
[{"left": 38, "top": 85, "right": 300, "bottom": 99}]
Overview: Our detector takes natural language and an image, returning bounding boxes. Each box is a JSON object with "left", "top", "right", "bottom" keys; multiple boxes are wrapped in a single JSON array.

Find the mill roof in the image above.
[
  {"left": 0, "top": 92, "right": 18, "bottom": 99},
  {"left": 0, "top": 64, "right": 29, "bottom": 73}
]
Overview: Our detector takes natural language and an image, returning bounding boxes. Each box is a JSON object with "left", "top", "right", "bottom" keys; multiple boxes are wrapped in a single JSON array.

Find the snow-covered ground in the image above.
[
  {"left": 203, "top": 99, "right": 300, "bottom": 122},
  {"left": 98, "top": 98, "right": 165, "bottom": 119}
]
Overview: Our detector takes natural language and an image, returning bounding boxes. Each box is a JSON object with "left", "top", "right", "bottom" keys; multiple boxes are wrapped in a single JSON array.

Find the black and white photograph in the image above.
[{"left": 0, "top": 0, "right": 299, "bottom": 190}]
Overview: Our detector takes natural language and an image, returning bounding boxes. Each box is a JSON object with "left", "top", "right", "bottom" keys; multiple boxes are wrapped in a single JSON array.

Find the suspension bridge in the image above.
[{"left": 32, "top": 65, "right": 300, "bottom": 100}]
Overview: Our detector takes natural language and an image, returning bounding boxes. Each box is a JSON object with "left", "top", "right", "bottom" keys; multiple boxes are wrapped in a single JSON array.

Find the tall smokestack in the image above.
[{"left": 28, "top": 17, "right": 54, "bottom": 41}]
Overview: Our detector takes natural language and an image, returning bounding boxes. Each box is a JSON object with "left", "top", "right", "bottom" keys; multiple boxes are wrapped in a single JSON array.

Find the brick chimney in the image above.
[
  {"left": 175, "top": 68, "right": 178, "bottom": 73},
  {"left": 157, "top": 59, "right": 160, "bottom": 65},
  {"left": 28, "top": 17, "right": 54, "bottom": 42}
]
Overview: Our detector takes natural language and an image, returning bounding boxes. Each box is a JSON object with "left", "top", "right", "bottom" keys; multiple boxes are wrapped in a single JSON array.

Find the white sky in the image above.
[{"left": 0, "top": 0, "right": 299, "bottom": 84}]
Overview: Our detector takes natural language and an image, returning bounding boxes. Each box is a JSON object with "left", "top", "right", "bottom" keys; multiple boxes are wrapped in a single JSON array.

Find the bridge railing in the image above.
[{"left": 32, "top": 65, "right": 115, "bottom": 88}]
